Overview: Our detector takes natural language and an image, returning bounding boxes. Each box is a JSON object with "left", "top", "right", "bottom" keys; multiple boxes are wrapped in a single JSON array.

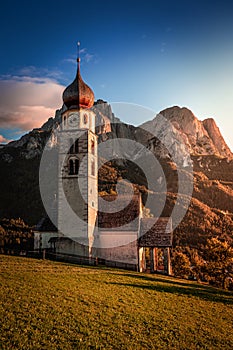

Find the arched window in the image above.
[
  {"left": 91, "top": 161, "right": 95, "bottom": 176},
  {"left": 69, "top": 159, "right": 74, "bottom": 175},
  {"left": 83, "top": 113, "right": 88, "bottom": 124},
  {"left": 74, "top": 159, "right": 79, "bottom": 175},
  {"left": 68, "top": 158, "right": 79, "bottom": 175},
  {"left": 91, "top": 140, "right": 95, "bottom": 155}
]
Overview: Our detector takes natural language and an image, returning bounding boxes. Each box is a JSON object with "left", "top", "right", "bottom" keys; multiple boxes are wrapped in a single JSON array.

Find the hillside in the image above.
[
  {"left": 0, "top": 102, "right": 232, "bottom": 246},
  {"left": 0, "top": 255, "right": 232, "bottom": 350}
]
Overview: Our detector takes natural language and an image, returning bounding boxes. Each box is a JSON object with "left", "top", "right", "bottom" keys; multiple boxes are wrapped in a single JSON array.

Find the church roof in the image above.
[
  {"left": 138, "top": 217, "right": 172, "bottom": 247},
  {"left": 98, "top": 194, "right": 141, "bottom": 231},
  {"left": 36, "top": 216, "right": 58, "bottom": 232},
  {"left": 48, "top": 236, "right": 71, "bottom": 243}
]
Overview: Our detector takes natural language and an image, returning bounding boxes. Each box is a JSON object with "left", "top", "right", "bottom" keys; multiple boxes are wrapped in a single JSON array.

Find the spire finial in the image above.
[{"left": 77, "top": 41, "right": 81, "bottom": 69}]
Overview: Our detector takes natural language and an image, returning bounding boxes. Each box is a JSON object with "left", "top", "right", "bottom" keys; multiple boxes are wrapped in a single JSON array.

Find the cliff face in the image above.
[
  {"left": 202, "top": 118, "right": 232, "bottom": 159},
  {"left": 153, "top": 106, "right": 232, "bottom": 159},
  {"left": 0, "top": 102, "right": 232, "bottom": 246}
]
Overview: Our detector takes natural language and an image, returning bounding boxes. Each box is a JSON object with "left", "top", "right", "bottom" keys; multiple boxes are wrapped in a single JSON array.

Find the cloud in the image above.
[
  {"left": 63, "top": 58, "right": 77, "bottom": 65},
  {"left": 16, "top": 66, "right": 64, "bottom": 80},
  {"left": 84, "top": 53, "right": 94, "bottom": 63},
  {"left": 80, "top": 48, "right": 94, "bottom": 63},
  {"left": 63, "top": 48, "right": 95, "bottom": 65},
  {"left": 17, "top": 66, "right": 38, "bottom": 76},
  {"left": 0, "top": 134, "right": 10, "bottom": 143},
  {"left": 0, "top": 76, "right": 65, "bottom": 132},
  {"left": 160, "top": 42, "right": 166, "bottom": 53}
]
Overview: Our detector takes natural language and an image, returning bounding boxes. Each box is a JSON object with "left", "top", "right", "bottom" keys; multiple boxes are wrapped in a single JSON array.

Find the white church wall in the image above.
[
  {"left": 94, "top": 231, "right": 138, "bottom": 265},
  {"left": 34, "top": 231, "right": 59, "bottom": 250},
  {"left": 55, "top": 239, "right": 89, "bottom": 257}
]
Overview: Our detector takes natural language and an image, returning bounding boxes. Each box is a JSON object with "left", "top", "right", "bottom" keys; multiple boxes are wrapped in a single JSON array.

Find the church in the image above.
[{"left": 35, "top": 47, "right": 173, "bottom": 274}]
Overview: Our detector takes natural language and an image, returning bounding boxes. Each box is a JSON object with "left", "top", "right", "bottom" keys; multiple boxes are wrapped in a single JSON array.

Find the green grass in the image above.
[{"left": 0, "top": 255, "right": 233, "bottom": 350}]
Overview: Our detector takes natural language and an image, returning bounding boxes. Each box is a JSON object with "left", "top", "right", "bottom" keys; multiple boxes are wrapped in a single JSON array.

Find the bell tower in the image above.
[{"left": 58, "top": 43, "right": 98, "bottom": 257}]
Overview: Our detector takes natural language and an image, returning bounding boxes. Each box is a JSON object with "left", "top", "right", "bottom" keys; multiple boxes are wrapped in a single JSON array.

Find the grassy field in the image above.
[{"left": 0, "top": 255, "right": 233, "bottom": 350}]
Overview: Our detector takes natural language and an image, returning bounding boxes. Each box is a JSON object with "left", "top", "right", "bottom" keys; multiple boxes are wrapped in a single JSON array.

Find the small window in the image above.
[
  {"left": 64, "top": 116, "right": 67, "bottom": 126},
  {"left": 91, "top": 161, "right": 95, "bottom": 176},
  {"left": 68, "top": 158, "right": 79, "bottom": 175},
  {"left": 91, "top": 140, "right": 95, "bottom": 155},
  {"left": 92, "top": 201, "right": 94, "bottom": 207},
  {"left": 83, "top": 114, "right": 88, "bottom": 124}
]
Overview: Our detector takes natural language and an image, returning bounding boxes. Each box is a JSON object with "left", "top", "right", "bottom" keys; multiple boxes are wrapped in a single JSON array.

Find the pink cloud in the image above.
[
  {"left": 0, "top": 76, "right": 65, "bottom": 131},
  {"left": 0, "top": 106, "right": 58, "bottom": 130},
  {"left": 0, "top": 134, "right": 10, "bottom": 143}
]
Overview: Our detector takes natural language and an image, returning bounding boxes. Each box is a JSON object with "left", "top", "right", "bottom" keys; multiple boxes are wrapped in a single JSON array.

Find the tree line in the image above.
[
  {"left": 0, "top": 218, "right": 34, "bottom": 254},
  {"left": 172, "top": 237, "right": 233, "bottom": 290}
]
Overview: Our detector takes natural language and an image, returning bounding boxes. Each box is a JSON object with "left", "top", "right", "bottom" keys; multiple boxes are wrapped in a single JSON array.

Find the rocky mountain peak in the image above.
[
  {"left": 158, "top": 106, "right": 232, "bottom": 160},
  {"left": 160, "top": 106, "right": 207, "bottom": 139},
  {"left": 159, "top": 106, "right": 195, "bottom": 122}
]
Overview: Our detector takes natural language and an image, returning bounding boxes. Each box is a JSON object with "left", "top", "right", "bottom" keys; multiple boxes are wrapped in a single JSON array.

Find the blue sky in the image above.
[{"left": 0, "top": 0, "right": 233, "bottom": 149}]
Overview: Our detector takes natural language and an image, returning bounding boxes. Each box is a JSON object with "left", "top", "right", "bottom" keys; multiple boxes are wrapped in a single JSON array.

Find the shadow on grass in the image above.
[
  {"left": 108, "top": 274, "right": 233, "bottom": 305},
  {"left": 54, "top": 263, "right": 233, "bottom": 305}
]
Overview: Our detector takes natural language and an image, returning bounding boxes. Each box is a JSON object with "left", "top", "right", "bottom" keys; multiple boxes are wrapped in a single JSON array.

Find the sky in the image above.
[{"left": 0, "top": 0, "right": 233, "bottom": 149}]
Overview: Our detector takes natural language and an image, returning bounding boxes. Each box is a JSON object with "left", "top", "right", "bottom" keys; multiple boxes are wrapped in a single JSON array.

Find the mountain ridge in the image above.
[{"left": 0, "top": 102, "right": 232, "bottom": 247}]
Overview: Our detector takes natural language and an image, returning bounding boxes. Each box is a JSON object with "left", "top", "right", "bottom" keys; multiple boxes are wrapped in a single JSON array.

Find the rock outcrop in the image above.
[
  {"left": 151, "top": 106, "right": 232, "bottom": 160},
  {"left": 202, "top": 117, "right": 232, "bottom": 159}
]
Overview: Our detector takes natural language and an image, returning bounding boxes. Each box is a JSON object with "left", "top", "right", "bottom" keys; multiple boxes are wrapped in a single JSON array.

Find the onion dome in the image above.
[{"left": 63, "top": 58, "right": 95, "bottom": 110}]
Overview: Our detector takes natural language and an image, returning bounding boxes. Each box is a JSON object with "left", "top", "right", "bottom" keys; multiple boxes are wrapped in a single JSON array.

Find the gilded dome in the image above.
[{"left": 63, "top": 60, "right": 95, "bottom": 110}]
